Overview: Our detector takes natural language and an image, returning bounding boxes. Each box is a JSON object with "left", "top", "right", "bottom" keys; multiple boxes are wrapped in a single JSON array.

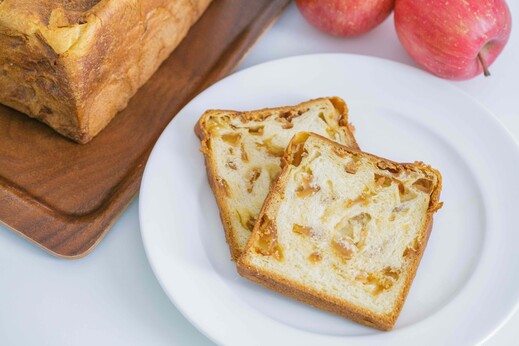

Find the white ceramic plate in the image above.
[{"left": 139, "top": 54, "right": 519, "bottom": 346}]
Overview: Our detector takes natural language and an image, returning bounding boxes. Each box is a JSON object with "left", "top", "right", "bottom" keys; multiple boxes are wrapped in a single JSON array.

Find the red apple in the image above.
[
  {"left": 394, "top": 0, "right": 512, "bottom": 80},
  {"left": 296, "top": 0, "right": 395, "bottom": 37}
]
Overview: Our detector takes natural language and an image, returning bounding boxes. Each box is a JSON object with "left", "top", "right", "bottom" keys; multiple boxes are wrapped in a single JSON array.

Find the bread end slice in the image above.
[
  {"left": 238, "top": 132, "right": 443, "bottom": 330},
  {"left": 195, "top": 98, "right": 359, "bottom": 260}
]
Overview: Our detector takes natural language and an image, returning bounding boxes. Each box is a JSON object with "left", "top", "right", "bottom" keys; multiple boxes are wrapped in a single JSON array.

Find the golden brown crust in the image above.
[
  {"left": 195, "top": 98, "right": 359, "bottom": 261},
  {"left": 237, "top": 258, "right": 395, "bottom": 330},
  {"left": 0, "top": 0, "right": 212, "bottom": 143},
  {"left": 195, "top": 114, "right": 242, "bottom": 260},
  {"left": 198, "top": 97, "right": 359, "bottom": 151},
  {"left": 237, "top": 132, "right": 443, "bottom": 330}
]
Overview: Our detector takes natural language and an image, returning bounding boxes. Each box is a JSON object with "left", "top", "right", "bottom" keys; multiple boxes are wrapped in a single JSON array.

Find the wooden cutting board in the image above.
[{"left": 0, "top": 0, "right": 290, "bottom": 258}]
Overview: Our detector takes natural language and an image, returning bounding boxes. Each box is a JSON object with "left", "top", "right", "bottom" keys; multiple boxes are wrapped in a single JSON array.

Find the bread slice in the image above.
[
  {"left": 195, "top": 98, "right": 359, "bottom": 260},
  {"left": 237, "top": 132, "right": 443, "bottom": 330}
]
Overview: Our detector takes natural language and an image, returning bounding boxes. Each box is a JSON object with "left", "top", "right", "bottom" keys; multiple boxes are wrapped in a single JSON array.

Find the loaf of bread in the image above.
[
  {"left": 195, "top": 98, "right": 359, "bottom": 260},
  {"left": 238, "top": 132, "right": 443, "bottom": 330},
  {"left": 0, "top": 0, "right": 212, "bottom": 143}
]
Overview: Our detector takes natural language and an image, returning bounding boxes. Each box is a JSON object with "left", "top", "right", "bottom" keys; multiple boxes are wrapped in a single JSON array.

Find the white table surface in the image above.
[{"left": 1, "top": 3, "right": 518, "bottom": 345}]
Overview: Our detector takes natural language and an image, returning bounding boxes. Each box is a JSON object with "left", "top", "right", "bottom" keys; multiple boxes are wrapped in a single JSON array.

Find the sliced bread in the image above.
[
  {"left": 237, "top": 132, "right": 443, "bottom": 330},
  {"left": 195, "top": 98, "right": 359, "bottom": 260}
]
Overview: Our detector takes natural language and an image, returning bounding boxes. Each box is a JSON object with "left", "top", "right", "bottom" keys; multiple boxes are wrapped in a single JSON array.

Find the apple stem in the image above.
[{"left": 478, "top": 53, "right": 491, "bottom": 77}]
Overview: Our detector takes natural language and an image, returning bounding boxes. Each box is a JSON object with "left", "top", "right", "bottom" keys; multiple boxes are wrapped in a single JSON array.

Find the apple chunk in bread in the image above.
[{"left": 238, "top": 132, "right": 443, "bottom": 331}]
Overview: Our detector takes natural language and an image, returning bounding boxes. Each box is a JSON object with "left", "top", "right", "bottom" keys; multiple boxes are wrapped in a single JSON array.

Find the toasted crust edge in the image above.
[
  {"left": 195, "top": 111, "right": 240, "bottom": 260},
  {"left": 237, "top": 132, "right": 443, "bottom": 330},
  {"left": 194, "top": 98, "right": 360, "bottom": 261}
]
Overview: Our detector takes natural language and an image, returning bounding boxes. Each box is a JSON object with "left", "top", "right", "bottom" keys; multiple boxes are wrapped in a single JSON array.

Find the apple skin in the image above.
[
  {"left": 295, "top": 0, "right": 395, "bottom": 37},
  {"left": 394, "top": 0, "right": 512, "bottom": 80}
]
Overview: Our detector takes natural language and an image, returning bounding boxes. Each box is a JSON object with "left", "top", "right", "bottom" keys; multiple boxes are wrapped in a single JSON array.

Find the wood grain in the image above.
[{"left": 0, "top": 0, "right": 290, "bottom": 258}]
